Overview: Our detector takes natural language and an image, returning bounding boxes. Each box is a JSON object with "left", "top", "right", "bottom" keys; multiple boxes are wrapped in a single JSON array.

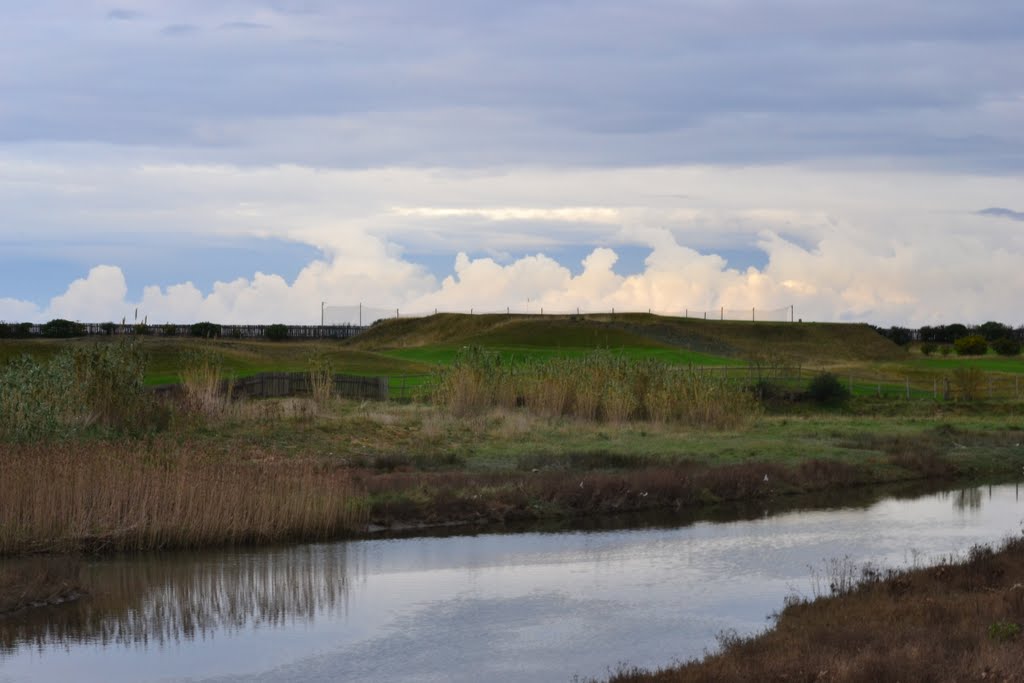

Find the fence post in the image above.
[
  {"left": 933, "top": 378, "right": 937, "bottom": 399},
  {"left": 905, "top": 377, "right": 910, "bottom": 400},
  {"left": 849, "top": 375, "right": 853, "bottom": 394}
]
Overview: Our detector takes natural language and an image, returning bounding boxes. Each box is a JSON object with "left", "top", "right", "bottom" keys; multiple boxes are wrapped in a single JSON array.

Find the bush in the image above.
[
  {"left": 954, "top": 335, "right": 988, "bottom": 356},
  {"left": 805, "top": 372, "right": 851, "bottom": 405},
  {"left": 161, "top": 323, "right": 178, "bottom": 337},
  {"left": 940, "top": 345, "right": 952, "bottom": 356},
  {"left": 991, "top": 337, "right": 1021, "bottom": 356},
  {"left": 135, "top": 323, "right": 151, "bottom": 336},
  {"left": 265, "top": 324, "right": 289, "bottom": 341},
  {"left": 190, "top": 322, "right": 222, "bottom": 338},
  {"left": 0, "top": 342, "right": 157, "bottom": 440},
  {"left": 100, "top": 322, "right": 116, "bottom": 336},
  {"left": 920, "top": 342, "right": 937, "bottom": 356},
  {"left": 41, "top": 318, "right": 86, "bottom": 338}
]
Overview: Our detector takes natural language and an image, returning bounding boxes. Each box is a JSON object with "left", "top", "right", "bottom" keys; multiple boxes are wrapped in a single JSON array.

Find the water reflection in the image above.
[
  {"left": 1, "top": 480, "right": 1022, "bottom": 683},
  {"left": 1, "top": 544, "right": 352, "bottom": 654}
]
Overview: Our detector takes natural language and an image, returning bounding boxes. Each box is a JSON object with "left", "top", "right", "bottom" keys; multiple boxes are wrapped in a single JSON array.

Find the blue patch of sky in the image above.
[{"left": 0, "top": 237, "right": 323, "bottom": 306}]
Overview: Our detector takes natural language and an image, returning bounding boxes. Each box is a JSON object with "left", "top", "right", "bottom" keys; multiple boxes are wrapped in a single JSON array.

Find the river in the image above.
[{"left": 1, "top": 482, "right": 1022, "bottom": 682}]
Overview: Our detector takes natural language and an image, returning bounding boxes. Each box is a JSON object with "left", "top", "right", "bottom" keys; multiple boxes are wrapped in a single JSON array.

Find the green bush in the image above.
[
  {"left": 265, "top": 324, "right": 289, "bottom": 341},
  {"left": 0, "top": 342, "right": 157, "bottom": 440},
  {"left": 805, "top": 372, "right": 851, "bottom": 405},
  {"left": 954, "top": 335, "right": 988, "bottom": 356},
  {"left": 161, "top": 323, "right": 178, "bottom": 336},
  {"left": 991, "top": 337, "right": 1021, "bottom": 356},
  {"left": 920, "top": 342, "right": 937, "bottom": 356},
  {"left": 100, "top": 322, "right": 116, "bottom": 336},
  {"left": 940, "top": 345, "right": 952, "bottom": 356},
  {"left": 190, "top": 322, "right": 222, "bottom": 338},
  {"left": 135, "top": 323, "right": 151, "bottom": 336},
  {"left": 41, "top": 319, "right": 86, "bottom": 338}
]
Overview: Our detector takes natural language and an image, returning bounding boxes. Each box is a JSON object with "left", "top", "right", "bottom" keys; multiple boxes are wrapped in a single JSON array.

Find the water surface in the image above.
[{"left": 1, "top": 482, "right": 1022, "bottom": 682}]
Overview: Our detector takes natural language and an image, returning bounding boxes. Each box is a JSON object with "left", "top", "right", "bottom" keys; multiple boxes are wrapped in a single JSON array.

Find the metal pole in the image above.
[
  {"left": 321, "top": 301, "right": 324, "bottom": 327},
  {"left": 359, "top": 303, "right": 362, "bottom": 327}
]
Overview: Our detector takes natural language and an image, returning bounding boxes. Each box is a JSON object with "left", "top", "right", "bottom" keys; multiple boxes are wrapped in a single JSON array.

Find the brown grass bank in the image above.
[
  {"left": 359, "top": 454, "right": 947, "bottom": 528},
  {"left": 599, "top": 536, "right": 1024, "bottom": 683},
  {"left": 0, "top": 442, "right": 367, "bottom": 556}
]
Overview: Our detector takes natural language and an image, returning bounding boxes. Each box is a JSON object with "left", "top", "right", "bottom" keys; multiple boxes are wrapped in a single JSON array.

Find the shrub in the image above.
[
  {"left": 190, "top": 321, "right": 222, "bottom": 338},
  {"left": 991, "top": 337, "right": 1021, "bottom": 356},
  {"left": 135, "top": 323, "right": 151, "bottom": 336},
  {"left": 41, "top": 318, "right": 86, "bottom": 338},
  {"left": 161, "top": 323, "right": 178, "bottom": 336},
  {"left": 940, "top": 345, "right": 952, "bottom": 356},
  {"left": 100, "top": 322, "right": 116, "bottom": 336},
  {"left": 0, "top": 342, "right": 157, "bottom": 440},
  {"left": 920, "top": 342, "right": 937, "bottom": 356},
  {"left": 805, "top": 372, "right": 851, "bottom": 405},
  {"left": 265, "top": 324, "right": 289, "bottom": 341},
  {"left": 951, "top": 367, "right": 985, "bottom": 401},
  {"left": 954, "top": 335, "right": 988, "bottom": 356}
]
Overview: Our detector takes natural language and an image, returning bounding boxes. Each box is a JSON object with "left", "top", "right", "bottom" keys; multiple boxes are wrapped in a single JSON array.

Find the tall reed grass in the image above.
[
  {"left": 178, "top": 349, "right": 230, "bottom": 419},
  {"left": 308, "top": 348, "right": 334, "bottom": 405},
  {"left": 0, "top": 442, "right": 368, "bottom": 556},
  {"left": 433, "top": 347, "right": 760, "bottom": 428}
]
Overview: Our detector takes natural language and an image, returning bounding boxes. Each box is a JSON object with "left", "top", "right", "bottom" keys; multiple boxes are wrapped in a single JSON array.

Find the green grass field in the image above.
[{"left": 3, "top": 315, "right": 1022, "bottom": 394}]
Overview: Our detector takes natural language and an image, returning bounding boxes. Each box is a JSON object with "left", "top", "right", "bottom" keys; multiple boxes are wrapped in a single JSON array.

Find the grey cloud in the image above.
[
  {"left": 106, "top": 8, "right": 141, "bottom": 21},
  {"left": 219, "top": 21, "right": 270, "bottom": 31},
  {"left": 978, "top": 207, "right": 1024, "bottom": 221},
  {"left": 161, "top": 23, "right": 199, "bottom": 37},
  {"left": 4, "top": 1, "right": 1024, "bottom": 170}
]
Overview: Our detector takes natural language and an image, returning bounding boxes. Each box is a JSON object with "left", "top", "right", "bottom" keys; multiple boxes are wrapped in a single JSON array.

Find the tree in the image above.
[{"left": 954, "top": 335, "right": 988, "bottom": 356}]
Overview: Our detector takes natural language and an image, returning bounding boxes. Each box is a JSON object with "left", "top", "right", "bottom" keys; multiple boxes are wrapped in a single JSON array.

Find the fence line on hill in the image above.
[{"left": 322, "top": 304, "right": 796, "bottom": 325}]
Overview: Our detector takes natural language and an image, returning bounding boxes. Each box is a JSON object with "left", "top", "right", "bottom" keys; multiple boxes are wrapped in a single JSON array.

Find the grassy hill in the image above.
[
  {"left": 0, "top": 313, "right": 907, "bottom": 384},
  {"left": 348, "top": 312, "right": 905, "bottom": 364}
]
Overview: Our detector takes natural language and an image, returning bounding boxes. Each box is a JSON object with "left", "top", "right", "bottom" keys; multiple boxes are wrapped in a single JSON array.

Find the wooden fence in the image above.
[{"left": 153, "top": 372, "right": 390, "bottom": 401}]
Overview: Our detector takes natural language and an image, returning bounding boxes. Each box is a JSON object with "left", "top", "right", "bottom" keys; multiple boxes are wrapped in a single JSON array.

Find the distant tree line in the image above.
[
  {"left": 873, "top": 321, "right": 1023, "bottom": 356},
  {"left": 0, "top": 319, "right": 365, "bottom": 341}
]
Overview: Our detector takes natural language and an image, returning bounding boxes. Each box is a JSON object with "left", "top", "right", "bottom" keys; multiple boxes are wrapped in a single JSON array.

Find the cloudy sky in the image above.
[{"left": 2, "top": 0, "right": 1023, "bottom": 326}]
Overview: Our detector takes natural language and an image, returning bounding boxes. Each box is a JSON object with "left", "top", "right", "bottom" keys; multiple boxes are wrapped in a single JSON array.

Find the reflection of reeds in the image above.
[
  {"left": 434, "top": 348, "right": 760, "bottom": 428},
  {"left": 0, "top": 555, "right": 82, "bottom": 615},
  {"left": 0, "top": 442, "right": 368, "bottom": 556},
  {"left": 0, "top": 544, "right": 355, "bottom": 653}
]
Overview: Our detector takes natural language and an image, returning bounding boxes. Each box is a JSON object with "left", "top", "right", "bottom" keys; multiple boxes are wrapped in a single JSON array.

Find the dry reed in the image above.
[
  {"left": 434, "top": 348, "right": 760, "bottom": 428},
  {"left": 0, "top": 442, "right": 368, "bottom": 556}
]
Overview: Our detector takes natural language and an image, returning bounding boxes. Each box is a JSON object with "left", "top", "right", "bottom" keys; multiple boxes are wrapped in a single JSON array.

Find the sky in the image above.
[{"left": 2, "top": 1, "right": 1023, "bottom": 326}]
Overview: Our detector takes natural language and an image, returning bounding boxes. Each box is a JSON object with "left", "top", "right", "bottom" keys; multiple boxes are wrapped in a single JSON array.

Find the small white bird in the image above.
[{"left": 764, "top": 474, "right": 769, "bottom": 482}]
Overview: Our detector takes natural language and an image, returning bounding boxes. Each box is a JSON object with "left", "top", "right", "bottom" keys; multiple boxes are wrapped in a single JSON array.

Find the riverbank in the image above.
[
  {"left": 2, "top": 400, "right": 1023, "bottom": 558},
  {"left": 601, "top": 534, "right": 1024, "bottom": 682}
]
